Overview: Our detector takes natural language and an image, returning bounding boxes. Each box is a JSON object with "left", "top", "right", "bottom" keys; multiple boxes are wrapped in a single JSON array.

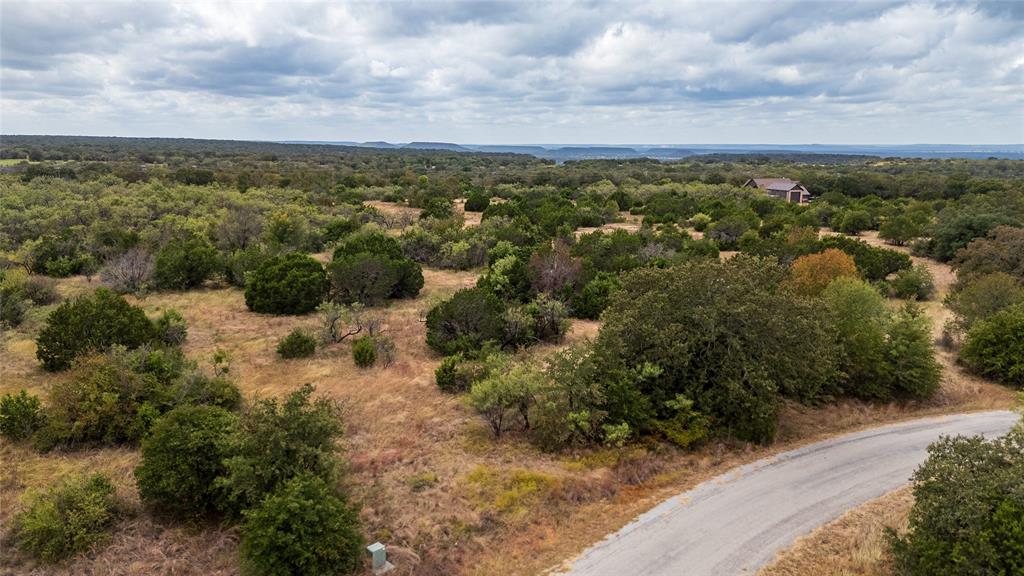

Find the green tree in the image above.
[
  {"left": 240, "top": 474, "right": 364, "bottom": 576},
  {"left": 36, "top": 289, "right": 157, "bottom": 372},
  {"left": 245, "top": 253, "right": 328, "bottom": 314},
  {"left": 425, "top": 287, "right": 506, "bottom": 355},
  {"left": 961, "top": 304, "right": 1024, "bottom": 387},
  {"left": 890, "top": 427, "right": 1024, "bottom": 575},
  {"left": 216, "top": 384, "right": 343, "bottom": 514},
  {"left": 153, "top": 235, "right": 219, "bottom": 290},
  {"left": 135, "top": 405, "right": 238, "bottom": 519}
]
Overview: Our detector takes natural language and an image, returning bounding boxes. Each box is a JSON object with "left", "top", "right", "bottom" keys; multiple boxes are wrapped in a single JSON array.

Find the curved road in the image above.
[{"left": 564, "top": 411, "right": 1018, "bottom": 576}]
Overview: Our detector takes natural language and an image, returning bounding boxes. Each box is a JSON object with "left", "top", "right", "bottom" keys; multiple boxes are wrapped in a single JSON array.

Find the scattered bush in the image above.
[
  {"left": 464, "top": 191, "right": 490, "bottom": 212},
  {"left": 786, "top": 248, "right": 858, "bottom": 296},
  {"left": 38, "top": 354, "right": 159, "bottom": 449},
  {"left": 434, "top": 353, "right": 487, "bottom": 393},
  {"left": 36, "top": 289, "right": 157, "bottom": 371},
  {"left": 837, "top": 209, "right": 872, "bottom": 234},
  {"left": 0, "top": 390, "right": 45, "bottom": 441},
  {"left": 135, "top": 405, "right": 239, "bottom": 519},
  {"left": 373, "top": 334, "right": 397, "bottom": 368},
  {"left": 889, "top": 264, "right": 935, "bottom": 300},
  {"left": 420, "top": 197, "right": 454, "bottom": 220},
  {"left": 351, "top": 334, "right": 377, "bottom": 367},
  {"left": 153, "top": 236, "right": 219, "bottom": 290},
  {"left": 154, "top": 309, "right": 188, "bottom": 346},
  {"left": 570, "top": 272, "right": 621, "bottom": 319},
  {"left": 890, "top": 427, "right": 1024, "bottom": 575},
  {"left": 245, "top": 253, "right": 328, "bottom": 315},
  {"left": 100, "top": 247, "right": 155, "bottom": 293},
  {"left": 947, "top": 272, "right": 1024, "bottom": 332},
  {"left": 951, "top": 225, "right": 1024, "bottom": 285},
  {"left": 823, "top": 279, "right": 940, "bottom": 400},
  {"left": 0, "top": 284, "right": 27, "bottom": 327},
  {"left": 961, "top": 304, "right": 1024, "bottom": 387},
  {"left": 593, "top": 256, "right": 839, "bottom": 443},
  {"left": 469, "top": 364, "right": 543, "bottom": 438},
  {"left": 23, "top": 275, "right": 60, "bottom": 305},
  {"left": 217, "top": 384, "right": 342, "bottom": 515},
  {"left": 240, "top": 474, "right": 364, "bottom": 576},
  {"left": 12, "top": 474, "right": 120, "bottom": 562},
  {"left": 818, "top": 235, "right": 912, "bottom": 281},
  {"left": 426, "top": 287, "right": 506, "bottom": 355},
  {"left": 277, "top": 329, "right": 317, "bottom": 359}
]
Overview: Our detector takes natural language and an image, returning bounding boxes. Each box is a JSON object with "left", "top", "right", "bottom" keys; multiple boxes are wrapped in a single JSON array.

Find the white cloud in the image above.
[{"left": 1, "top": 0, "right": 1020, "bottom": 143}]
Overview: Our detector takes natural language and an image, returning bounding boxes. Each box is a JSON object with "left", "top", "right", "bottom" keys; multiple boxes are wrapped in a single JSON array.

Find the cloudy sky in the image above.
[{"left": 2, "top": 1, "right": 1022, "bottom": 144}]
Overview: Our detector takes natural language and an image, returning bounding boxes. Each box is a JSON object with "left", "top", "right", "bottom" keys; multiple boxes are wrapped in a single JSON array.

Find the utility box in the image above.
[{"left": 366, "top": 542, "right": 394, "bottom": 574}]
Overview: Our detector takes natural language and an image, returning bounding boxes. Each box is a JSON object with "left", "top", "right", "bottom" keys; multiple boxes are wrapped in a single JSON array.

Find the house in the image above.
[{"left": 743, "top": 178, "right": 811, "bottom": 203}]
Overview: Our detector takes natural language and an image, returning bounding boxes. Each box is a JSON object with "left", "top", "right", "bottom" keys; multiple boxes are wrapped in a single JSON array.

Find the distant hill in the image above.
[{"left": 403, "top": 141, "right": 470, "bottom": 152}]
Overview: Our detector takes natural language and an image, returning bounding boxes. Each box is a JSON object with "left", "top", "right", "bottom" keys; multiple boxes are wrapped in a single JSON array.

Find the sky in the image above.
[{"left": 2, "top": 1, "right": 1022, "bottom": 145}]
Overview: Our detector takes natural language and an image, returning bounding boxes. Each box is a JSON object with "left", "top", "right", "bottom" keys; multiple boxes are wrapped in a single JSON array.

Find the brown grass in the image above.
[
  {"left": 758, "top": 486, "right": 913, "bottom": 576},
  {"left": 0, "top": 229, "right": 1016, "bottom": 575}
]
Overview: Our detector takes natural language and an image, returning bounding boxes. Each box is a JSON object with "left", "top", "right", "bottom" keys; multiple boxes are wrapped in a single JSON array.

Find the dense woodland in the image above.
[{"left": 1, "top": 136, "right": 1022, "bottom": 575}]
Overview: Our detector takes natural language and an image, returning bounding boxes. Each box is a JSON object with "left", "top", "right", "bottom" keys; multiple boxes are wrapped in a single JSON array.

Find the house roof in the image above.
[{"left": 748, "top": 178, "right": 809, "bottom": 194}]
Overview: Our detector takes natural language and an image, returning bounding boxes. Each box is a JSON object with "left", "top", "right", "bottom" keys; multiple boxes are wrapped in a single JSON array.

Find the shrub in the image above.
[
  {"left": 153, "top": 236, "right": 219, "bottom": 290},
  {"left": 947, "top": 272, "right": 1024, "bottom": 331},
  {"left": 523, "top": 294, "right": 570, "bottom": 343},
  {"left": 837, "top": 209, "right": 872, "bottom": 234},
  {"left": 0, "top": 390, "right": 45, "bottom": 441},
  {"left": 786, "top": 248, "right": 859, "bottom": 296},
  {"left": 469, "top": 365, "right": 543, "bottom": 438},
  {"left": 135, "top": 405, "right": 238, "bottom": 519},
  {"left": 570, "top": 272, "right": 621, "bottom": 319},
  {"left": 217, "top": 384, "right": 342, "bottom": 514},
  {"left": 464, "top": 191, "right": 490, "bottom": 212},
  {"left": 38, "top": 354, "right": 159, "bottom": 449},
  {"left": 154, "top": 309, "right": 188, "bottom": 345},
  {"left": 881, "top": 305, "right": 942, "bottom": 399},
  {"left": 951, "top": 225, "right": 1024, "bottom": 285},
  {"left": 36, "top": 288, "right": 156, "bottom": 372},
  {"left": 879, "top": 214, "right": 924, "bottom": 246},
  {"left": 224, "top": 245, "right": 271, "bottom": 287},
  {"left": 373, "top": 334, "right": 397, "bottom": 368},
  {"left": 818, "top": 235, "right": 912, "bottom": 281},
  {"left": 12, "top": 474, "right": 120, "bottom": 562},
  {"left": 240, "top": 474, "right": 364, "bottom": 576},
  {"left": 0, "top": 284, "right": 27, "bottom": 327},
  {"left": 594, "top": 255, "right": 839, "bottom": 443},
  {"left": 420, "top": 197, "right": 455, "bottom": 220},
  {"left": 27, "top": 233, "right": 92, "bottom": 277},
  {"left": 961, "top": 304, "right": 1024, "bottom": 387},
  {"left": 23, "top": 275, "right": 60, "bottom": 305},
  {"left": 425, "top": 287, "right": 506, "bottom": 355},
  {"left": 890, "top": 427, "right": 1024, "bottom": 575},
  {"left": 322, "top": 218, "right": 361, "bottom": 243},
  {"left": 889, "top": 264, "right": 935, "bottom": 300},
  {"left": 245, "top": 253, "right": 328, "bottom": 315},
  {"left": 277, "top": 329, "right": 317, "bottom": 359},
  {"left": 434, "top": 353, "right": 487, "bottom": 393},
  {"left": 168, "top": 373, "right": 243, "bottom": 412},
  {"left": 823, "top": 279, "right": 940, "bottom": 401},
  {"left": 352, "top": 334, "right": 376, "bottom": 367},
  {"left": 327, "top": 238, "right": 424, "bottom": 306},
  {"left": 100, "top": 247, "right": 154, "bottom": 293}
]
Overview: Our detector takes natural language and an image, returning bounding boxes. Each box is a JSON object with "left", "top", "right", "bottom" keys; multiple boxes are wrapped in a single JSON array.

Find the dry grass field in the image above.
[{"left": 0, "top": 224, "right": 1015, "bottom": 575}]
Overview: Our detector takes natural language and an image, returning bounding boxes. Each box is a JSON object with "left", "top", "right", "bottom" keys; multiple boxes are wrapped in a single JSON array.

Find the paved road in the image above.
[{"left": 564, "top": 411, "right": 1018, "bottom": 576}]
